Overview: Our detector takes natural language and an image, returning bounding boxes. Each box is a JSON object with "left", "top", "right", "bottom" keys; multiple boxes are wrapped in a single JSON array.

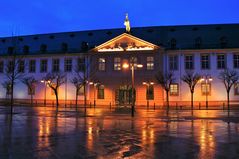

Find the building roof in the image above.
[{"left": 0, "top": 23, "right": 239, "bottom": 55}]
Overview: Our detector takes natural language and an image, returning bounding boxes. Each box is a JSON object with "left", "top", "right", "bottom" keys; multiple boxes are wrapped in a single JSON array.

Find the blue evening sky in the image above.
[{"left": 0, "top": 0, "right": 239, "bottom": 37}]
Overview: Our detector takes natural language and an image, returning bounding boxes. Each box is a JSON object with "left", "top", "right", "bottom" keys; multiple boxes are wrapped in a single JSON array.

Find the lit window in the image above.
[
  {"left": 114, "top": 57, "right": 121, "bottom": 70},
  {"left": 29, "top": 60, "right": 36, "bottom": 73},
  {"left": 52, "top": 59, "right": 60, "bottom": 72},
  {"left": 146, "top": 85, "right": 154, "bottom": 100},
  {"left": 234, "top": 83, "right": 239, "bottom": 95},
  {"left": 201, "top": 83, "right": 211, "bottom": 95},
  {"left": 97, "top": 85, "right": 104, "bottom": 99},
  {"left": 64, "top": 58, "right": 72, "bottom": 72},
  {"left": 40, "top": 59, "right": 48, "bottom": 73},
  {"left": 98, "top": 58, "right": 105, "bottom": 71},
  {"left": 233, "top": 54, "right": 239, "bottom": 69},
  {"left": 201, "top": 54, "right": 210, "bottom": 70},
  {"left": 185, "top": 55, "right": 194, "bottom": 70},
  {"left": 170, "top": 84, "right": 179, "bottom": 96},
  {"left": 0, "top": 61, "right": 4, "bottom": 73},
  {"left": 217, "top": 54, "right": 226, "bottom": 69},
  {"left": 147, "top": 57, "right": 154, "bottom": 70},
  {"left": 169, "top": 55, "right": 178, "bottom": 70},
  {"left": 130, "top": 57, "right": 138, "bottom": 70}
]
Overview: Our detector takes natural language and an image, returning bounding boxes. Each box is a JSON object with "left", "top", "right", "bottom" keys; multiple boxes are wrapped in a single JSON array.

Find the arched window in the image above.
[{"left": 40, "top": 44, "right": 47, "bottom": 53}]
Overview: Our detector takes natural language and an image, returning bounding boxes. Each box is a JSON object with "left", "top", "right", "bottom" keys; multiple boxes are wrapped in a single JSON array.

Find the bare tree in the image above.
[
  {"left": 71, "top": 76, "right": 83, "bottom": 110},
  {"left": 43, "top": 72, "right": 65, "bottom": 111},
  {"left": 3, "top": 37, "right": 25, "bottom": 114},
  {"left": 21, "top": 76, "right": 38, "bottom": 106},
  {"left": 218, "top": 69, "right": 239, "bottom": 112},
  {"left": 155, "top": 71, "right": 175, "bottom": 111},
  {"left": 71, "top": 54, "right": 98, "bottom": 112},
  {"left": 181, "top": 71, "right": 201, "bottom": 110}
]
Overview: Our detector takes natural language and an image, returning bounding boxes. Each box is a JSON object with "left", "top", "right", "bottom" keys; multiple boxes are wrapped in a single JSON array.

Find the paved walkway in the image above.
[{"left": 0, "top": 106, "right": 239, "bottom": 159}]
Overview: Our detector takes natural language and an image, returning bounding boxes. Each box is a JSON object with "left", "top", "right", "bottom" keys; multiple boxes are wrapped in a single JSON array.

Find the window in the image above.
[
  {"left": 170, "top": 38, "right": 176, "bottom": 49},
  {"left": 170, "top": 84, "right": 179, "bottom": 96},
  {"left": 61, "top": 43, "right": 68, "bottom": 52},
  {"left": 28, "top": 86, "right": 35, "bottom": 95},
  {"left": 98, "top": 58, "right": 105, "bottom": 71},
  {"left": 130, "top": 57, "right": 138, "bottom": 70},
  {"left": 8, "top": 47, "right": 14, "bottom": 55},
  {"left": 52, "top": 59, "right": 60, "bottom": 72},
  {"left": 195, "top": 37, "right": 202, "bottom": 49},
  {"left": 29, "top": 60, "right": 36, "bottom": 73},
  {"left": 18, "top": 60, "right": 25, "bottom": 73},
  {"left": 40, "top": 59, "right": 48, "bottom": 73},
  {"left": 40, "top": 44, "right": 47, "bottom": 53},
  {"left": 114, "top": 57, "right": 121, "bottom": 70},
  {"left": 201, "top": 83, "right": 211, "bottom": 95},
  {"left": 147, "top": 56, "right": 154, "bottom": 70},
  {"left": 201, "top": 54, "right": 210, "bottom": 70},
  {"left": 97, "top": 85, "right": 104, "bottom": 99},
  {"left": 217, "top": 54, "right": 226, "bottom": 69},
  {"left": 146, "top": 85, "right": 154, "bottom": 100},
  {"left": 220, "top": 36, "right": 227, "bottom": 48},
  {"left": 185, "top": 55, "right": 194, "bottom": 70},
  {"left": 169, "top": 55, "right": 178, "bottom": 70},
  {"left": 23, "top": 45, "right": 29, "bottom": 54},
  {"left": 7, "top": 61, "right": 14, "bottom": 73},
  {"left": 78, "top": 57, "right": 85, "bottom": 71},
  {"left": 64, "top": 58, "right": 72, "bottom": 72},
  {"left": 233, "top": 54, "right": 239, "bottom": 69},
  {"left": 0, "top": 61, "right": 3, "bottom": 73},
  {"left": 234, "top": 83, "right": 239, "bottom": 95}
]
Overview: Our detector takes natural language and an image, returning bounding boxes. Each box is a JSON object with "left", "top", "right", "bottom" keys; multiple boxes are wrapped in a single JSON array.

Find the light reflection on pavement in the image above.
[{"left": 0, "top": 106, "right": 239, "bottom": 159}]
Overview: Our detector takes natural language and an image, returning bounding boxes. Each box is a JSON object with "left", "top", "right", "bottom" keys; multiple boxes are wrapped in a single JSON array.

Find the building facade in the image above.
[{"left": 0, "top": 23, "right": 239, "bottom": 107}]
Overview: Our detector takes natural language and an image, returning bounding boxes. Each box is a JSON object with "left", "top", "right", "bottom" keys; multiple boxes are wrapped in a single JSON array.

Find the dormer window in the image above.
[
  {"left": 61, "top": 43, "right": 68, "bottom": 52},
  {"left": 40, "top": 44, "right": 47, "bottom": 53},
  {"left": 195, "top": 37, "right": 202, "bottom": 49},
  {"left": 170, "top": 38, "right": 177, "bottom": 49},
  {"left": 81, "top": 41, "right": 88, "bottom": 52}
]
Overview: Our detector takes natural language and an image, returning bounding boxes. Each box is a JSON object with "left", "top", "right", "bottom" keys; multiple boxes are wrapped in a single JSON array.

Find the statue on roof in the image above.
[{"left": 124, "top": 13, "right": 131, "bottom": 33}]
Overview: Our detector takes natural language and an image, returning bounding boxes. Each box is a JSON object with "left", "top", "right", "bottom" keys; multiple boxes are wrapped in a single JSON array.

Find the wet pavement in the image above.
[{"left": 0, "top": 106, "right": 239, "bottom": 159}]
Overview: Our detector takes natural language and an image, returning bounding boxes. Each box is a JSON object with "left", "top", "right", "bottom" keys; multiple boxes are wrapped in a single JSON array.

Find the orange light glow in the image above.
[{"left": 123, "top": 63, "right": 129, "bottom": 69}]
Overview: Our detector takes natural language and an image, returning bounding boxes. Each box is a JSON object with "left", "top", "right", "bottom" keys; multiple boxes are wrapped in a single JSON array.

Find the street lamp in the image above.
[
  {"left": 89, "top": 81, "right": 100, "bottom": 108},
  {"left": 200, "top": 75, "right": 213, "bottom": 109},
  {"left": 143, "top": 81, "right": 154, "bottom": 109},
  {"left": 122, "top": 58, "right": 143, "bottom": 117},
  {"left": 41, "top": 80, "right": 50, "bottom": 106}
]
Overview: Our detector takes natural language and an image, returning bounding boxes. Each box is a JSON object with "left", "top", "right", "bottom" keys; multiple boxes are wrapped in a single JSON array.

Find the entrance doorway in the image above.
[{"left": 115, "top": 85, "right": 132, "bottom": 106}]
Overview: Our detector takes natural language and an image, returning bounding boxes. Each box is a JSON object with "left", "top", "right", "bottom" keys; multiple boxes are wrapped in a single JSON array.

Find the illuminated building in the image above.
[{"left": 0, "top": 22, "right": 239, "bottom": 107}]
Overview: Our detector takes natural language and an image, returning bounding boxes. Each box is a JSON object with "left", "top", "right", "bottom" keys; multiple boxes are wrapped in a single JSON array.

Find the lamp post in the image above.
[
  {"left": 200, "top": 75, "right": 213, "bottom": 109},
  {"left": 143, "top": 81, "right": 154, "bottom": 109},
  {"left": 123, "top": 58, "right": 143, "bottom": 117},
  {"left": 41, "top": 80, "right": 50, "bottom": 106},
  {"left": 89, "top": 82, "right": 100, "bottom": 108}
]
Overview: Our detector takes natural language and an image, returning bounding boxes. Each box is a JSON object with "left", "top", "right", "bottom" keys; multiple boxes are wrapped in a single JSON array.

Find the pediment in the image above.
[{"left": 94, "top": 33, "right": 159, "bottom": 52}]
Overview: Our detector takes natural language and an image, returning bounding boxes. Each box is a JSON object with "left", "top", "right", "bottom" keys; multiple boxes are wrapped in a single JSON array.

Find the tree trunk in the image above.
[
  {"left": 227, "top": 91, "right": 230, "bottom": 116},
  {"left": 166, "top": 90, "right": 169, "bottom": 111},
  {"left": 55, "top": 90, "right": 59, "bottom": 112},
  {"left": 10, "top": 80, "right": 14, "bottom": 115},
  {"left": 191, "top": 92, "right": 194, "bottom": 110},
  {"left": 84, "top": 84, "right": 86, "bottom": 114},
  {"left": 75, "top": 89, "right": 78, "bottom": 111}
]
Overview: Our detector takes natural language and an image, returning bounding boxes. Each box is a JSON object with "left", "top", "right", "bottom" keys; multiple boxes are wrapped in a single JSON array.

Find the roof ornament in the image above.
[{"left": 124, "top": 13, "right": 131, "bottom": 33}]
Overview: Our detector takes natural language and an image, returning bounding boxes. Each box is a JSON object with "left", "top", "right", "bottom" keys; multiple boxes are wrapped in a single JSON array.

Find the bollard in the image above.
[
  {"left": 154, "top": 103, "right": 156, "bottom": 110},
  {"left": 110, "top": 102, "right": 112, "bottom": 110},
  {"left": 180, "top": 106, "right": 182, "bottom": 110},
  {"left": 199, "top": 102, "right": 201, "bottom": 110},
  {"left": 176, "top": 102, "right": 178, "bottom": 110},
  {"left": 147, "top": 101, "right": 149, "bottom": 110},
  {"left": 90, "top": 102, "right": 92, "bottom": 108}
]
